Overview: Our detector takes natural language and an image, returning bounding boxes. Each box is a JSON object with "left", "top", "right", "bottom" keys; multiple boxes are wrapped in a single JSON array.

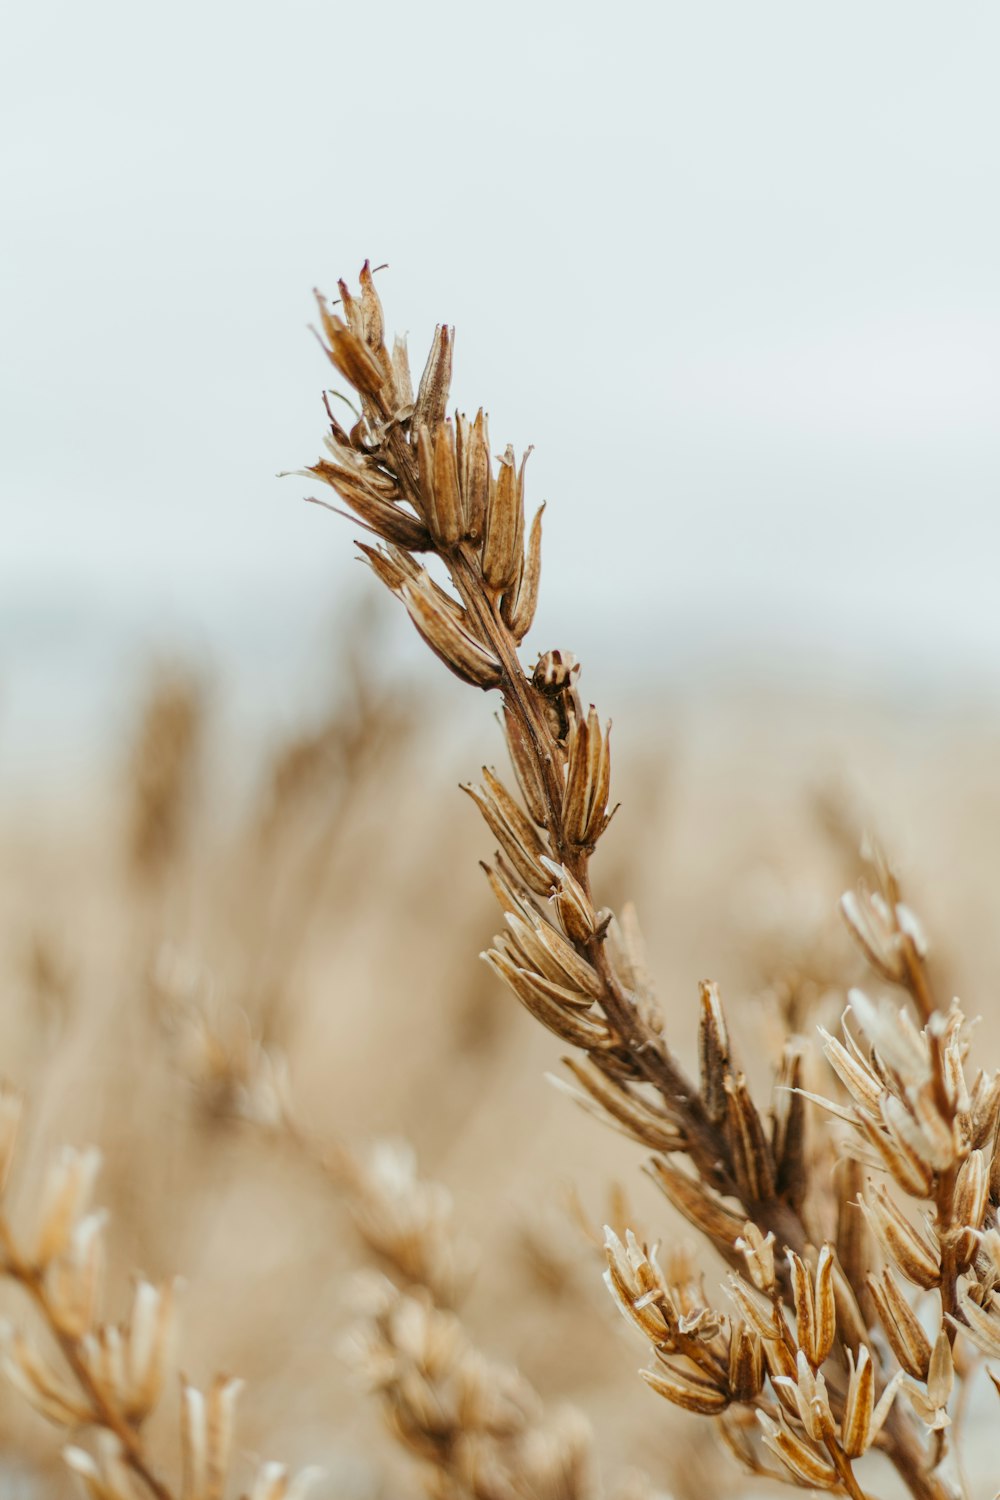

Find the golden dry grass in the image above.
[
  {"left": 3, "top": 633, "right": 1000, "bottom": 1497},
  {"left": 4, "top": 267, "right": 1000, "bottom": 1500}
]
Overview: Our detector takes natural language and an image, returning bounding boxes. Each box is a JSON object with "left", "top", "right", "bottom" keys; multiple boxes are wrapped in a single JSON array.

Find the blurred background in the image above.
[
  {"left": 3, "top": 2, "right": 1000, "bottom": 1495},
  {"left": 5, "top": 0, "right": 1000, "bottom": 782}
]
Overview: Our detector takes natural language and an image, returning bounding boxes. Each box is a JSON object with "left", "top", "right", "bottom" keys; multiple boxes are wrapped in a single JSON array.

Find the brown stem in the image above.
[
  {"left": 823, "top": 1433, "right": 870, "bottom": 1500},
  {"left": 449, "top": 547, "right": 735, "bottom": 1188}
]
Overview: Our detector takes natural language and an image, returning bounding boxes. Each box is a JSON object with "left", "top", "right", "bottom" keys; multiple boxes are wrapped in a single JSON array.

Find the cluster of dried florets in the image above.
[
  {"left": 332, "top": 1141, "right": 670, "bottom": 1500},
  {"left": 163, "top": 994, "right": 662, "bottom": 1500},
  {"left": 308, "top": 267, "right": 1000, "bottom": 1500},
  {"left": 348, "top": 1273, "right": 600, "bottom": 1500},
  {"left": 329, "top": 1138, "right": 477, "bottom": 1309},
  {"left": 0, "top": 1083, "right": 310, "bottom": 1500}
]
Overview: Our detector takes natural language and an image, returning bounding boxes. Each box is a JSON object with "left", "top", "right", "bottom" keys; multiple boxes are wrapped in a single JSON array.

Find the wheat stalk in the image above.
[{"left": 299, "top": 263, "right": 1000, "bottom": 1500}]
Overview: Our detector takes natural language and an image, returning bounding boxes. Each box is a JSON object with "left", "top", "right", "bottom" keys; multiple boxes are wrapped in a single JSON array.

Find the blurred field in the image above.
[{"left": 3, "top": 598, "right": 1000, "bottom": 1497}]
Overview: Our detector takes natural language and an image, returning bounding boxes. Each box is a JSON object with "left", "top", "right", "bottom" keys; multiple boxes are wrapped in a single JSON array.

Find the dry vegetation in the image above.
[{"left": 4, "top": 267, "right": 1000, "bottom": 1499}]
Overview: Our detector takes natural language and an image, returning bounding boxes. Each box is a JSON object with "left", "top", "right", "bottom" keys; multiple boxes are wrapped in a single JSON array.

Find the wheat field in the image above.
[{"left": 3, "top": 269, "right": 1000, "bottom": 1500}]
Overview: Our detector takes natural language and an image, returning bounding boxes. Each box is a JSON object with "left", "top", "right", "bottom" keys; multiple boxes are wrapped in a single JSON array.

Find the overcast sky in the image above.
[{"left": 4, "top": 1, "right": 1000, "bottom": 767}]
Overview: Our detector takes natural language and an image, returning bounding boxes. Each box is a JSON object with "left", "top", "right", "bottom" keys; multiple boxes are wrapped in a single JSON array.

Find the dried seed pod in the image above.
[
  {"left": 585, "top": 715, "right": 613, "bottom": 846},
  {"left": 905, "top": 1082, "right": 958, "bottom": 1173},
  {"left": 504, "top": 910, "right": 601, "bottom": 998},
  {"left": 46, "top": 1210, "right": 106, "bottom": 1339},
  {"left": 841, "top": 1344, "right": 875, "bottom": 1457},
  {"left": 357, "top": 546, "right": 470, "bottom": 635},
  {"left": 401, "top": 582, "right": 503, "bottom": 691},
  {"left": 861, "top": 1184, "right": 941, "bottom": 1289},
  {"left": 315, "top": 298, "right": 386, "bottom": 398},
  {"left": 727, "top": 1321, "right": 764, "bottom": 1402},
  {"left": 307, "top": 478, "right": 432, "bottom": 551},
  {"left": 533, "top": 649, "right": 579, "bottom": 696},
  {"left": 540, "top": 858, "right": 596, "bottom": 944},
  {"left": 724, "top": 1073, "right": 775, "bottom": 1205},
  {"left": 357, "top": 259, "right": 384, "bottom": 351},
  {"left": 205, "top": 1374, "right": 244, "bottom": 1500},
  {"left": 562, "top": 707, "right": 612, "bottom": 849},
  {"left": 603, "top": 1227, "right": 673, "bottom": 1342},
  {"left": 415, "top": 422, "right": 437, "bottom": 528},
  {"left": 64, "top": 1432, "right": 136, "bottom": 1500},
  {"left": 762, "top": 1331, "right": 799, "bottom": 1398},
  {"left": 840, "top": 888, "right": 908, "bottom": 987},
  {"left": 462, "top": 771, "right": 552, "bottom": 894},
  {"left": 771, "top": 1041, "right": 807, "bottom": 1210},
  {"left": 480, "top": 859, "right": 536, "bottom": 924},
  {"left": 462, "top": 408, "right": 491, "bottom": 543},
  {"left": 0, "top": 1324, "right": 90, "bottom": 1427},
  {"left": 735, "top": 1223, "right": 776, "bottom": 1294},
  {"left": 953, "top": 1287, "right": 1000, "bottom": 1357},
  {"left": 35, "top": 1146, "right": 102, "bottom": 1268},
  {"left": 772, "top": 1350, "right": 834, "bottom": 1442},
  {"left": 756, "top": 1411, "right": 838, "bottom": 1489},
  {"left": 81, "top": 1324, "right": 125, "bottom": 1412},
  {"left": 645, "top": 1157, "right": 746, "bottom": 1247},
  {"left": 819, "top": 1025, "right": 884, "bottom": 1113},
  {"left": 969, "top": 1070, "right": 1000, "bottom": 1151},
  {"left": 835, "top": 1157, "right": 870, "bottom": 1298},
  {"left": 481, "top": 948, "right": 611, "bottom": 1049},
  {"left": 310, "top": 450, "right": 399, "bottom": 496},
  {"left": 896, "top": 902, "right": 929, "bottom": 958},
  {"left": 502, "top": 704, "right": 549, "bottom": 827},
  {"left": 811, "top": 1245, "right": 837, "bottom": 1366},
  {"left": 641, "top": 1361, "right": 728, "bottom": 1415},
  {"left": 412, "top": 324, "right": 453, "bottom": 432},
  {"left": 390, "top": 335, "right": 414, "bottom": 411},
  {"left": 554, "top": 1058, "right": 684, "bottom": 1154},
  {"left": 335, "top": 276, "right": 362, "bottom": 336},
  {"left": 953, "top": 1149, "right": 988, "bottom": 1262},
  {"left": 869, "top": 1096, "right": 936, "bottom": 1196},
  {"left": 698, "top": 981, "right": 731, "bottom": 1127},
  {"left": 851, "top": 1116, "right": 929, "bottom": 1203},
  {"left": 848, "top": 988, "right": 930, "bottom": 1084},
  {"left": 356, "top": 540, "right": 416, "bottom": 596},
  {"left": 787, "top": 1251, "right": 816, "bottom": 1367},
  {"left": 500, "top": 505, "right": 545, "bottom": 643},
  {"left": 490, "top": 937, "right": 596, "bottom": 1015},
  {"left": 725, "top": 1273, "right": 783, "bottom": 1340},
  {"left": 124, "top": 1279, "right": 176, "bottom": 1423},
  {"left": 842, "top": 1347, "right": 902, "bottom": 1457},
  {"left": 867, "top": 1268, "right": 931, "bottom": 1379},
  {"left": 482, "top": 445, "right": 525, "bottom": 591},
  {"left": 901, "top": 1329, "right": 953, "bottom": 1431},
  {"left": 430, "top": 420, "right": 463, "bottom": 549}
]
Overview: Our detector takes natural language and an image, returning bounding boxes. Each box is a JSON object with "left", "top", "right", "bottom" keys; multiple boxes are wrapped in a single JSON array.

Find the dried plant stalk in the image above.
[
  {"left": 302, "top": 264, "right": 1000, "bottom": 1500},
  {"left": 0, "top": 1083, "right": 310, "bottom": 1500},
  {"left": 161, "top": 990, "right": 662, "bottom": 1500}
]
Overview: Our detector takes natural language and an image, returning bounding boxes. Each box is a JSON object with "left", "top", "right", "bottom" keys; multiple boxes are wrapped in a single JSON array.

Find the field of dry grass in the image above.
[
  {"left": 4, "top": 268, "right": 1000, "bottom": 1500},
  {"left": 3, "top": 616, "right": 1000, "bottom": 1497}
]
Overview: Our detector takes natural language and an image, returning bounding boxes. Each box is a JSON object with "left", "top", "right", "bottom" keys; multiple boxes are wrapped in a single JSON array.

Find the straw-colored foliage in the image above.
[{"left": 4, "top": 266, "right": 1000, "bottom": 1500}]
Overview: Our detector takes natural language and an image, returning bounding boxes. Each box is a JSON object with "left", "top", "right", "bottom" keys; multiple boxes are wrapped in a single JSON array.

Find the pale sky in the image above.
[{"left": 3, "top": 1, "right": 1000, "bottom": 768}]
